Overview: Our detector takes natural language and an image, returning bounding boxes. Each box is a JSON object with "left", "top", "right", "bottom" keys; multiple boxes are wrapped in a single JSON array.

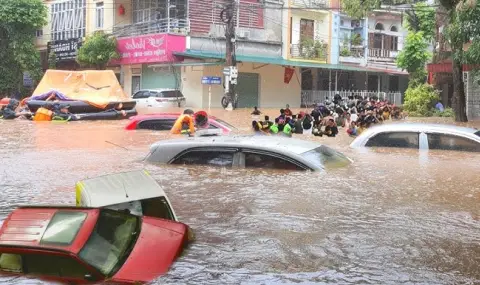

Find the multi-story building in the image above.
[{"left": 34, "top": 0, "right": 409, "bottom": 108}]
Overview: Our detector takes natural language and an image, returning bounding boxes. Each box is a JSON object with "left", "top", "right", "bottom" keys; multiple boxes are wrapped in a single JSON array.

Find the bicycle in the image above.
[{"left": 221, "top": 93, "right": 238, "bottom": 109}]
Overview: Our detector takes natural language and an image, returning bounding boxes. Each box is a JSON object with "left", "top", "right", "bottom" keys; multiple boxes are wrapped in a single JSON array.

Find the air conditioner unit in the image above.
[{"left": 237, "top": 30, "right": 250, "bottom": 39}]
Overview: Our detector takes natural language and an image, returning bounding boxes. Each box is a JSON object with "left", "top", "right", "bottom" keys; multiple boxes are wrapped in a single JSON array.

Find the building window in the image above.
[
  {"left": 390, "top": 25, "right": 398, "bottom": 32},
  {"left": 375, "top": 22, "right": 384, "bottom": 30},
  {"left": 35, "top": 29, "right": 43, "bottom": 38},
  {"left": 132, "top": 0, "right": 187, "bottom": 24},
  {"left": 51, "top": 0, "right": 86, "bottom": 41},
  {"left": 95, "top": 2, "right": 104, "bottom": 29}
]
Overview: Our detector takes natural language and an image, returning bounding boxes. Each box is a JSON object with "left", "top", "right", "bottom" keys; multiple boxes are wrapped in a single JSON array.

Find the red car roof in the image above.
[
  {"left": 124, "top": 113, "right": 233, "bottom": 133},
  {"left": 0, "top": 206, "right": 98, "bottom": 254}
]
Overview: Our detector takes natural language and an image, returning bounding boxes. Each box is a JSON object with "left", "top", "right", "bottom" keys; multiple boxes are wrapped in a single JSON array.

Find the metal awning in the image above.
[
  {"left": 148, "top": 61, "right": 224, "bottom": 68},
  {"left": 173, "top": 50, "right": 408, "bottom": 74}
]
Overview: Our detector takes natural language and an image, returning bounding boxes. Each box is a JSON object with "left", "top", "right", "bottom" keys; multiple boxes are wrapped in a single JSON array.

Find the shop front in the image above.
[
  {"left": 115, "top": 33, "right": 186, "bottom": 96},
  {"left": 47, "top": 38, "right": 82, "bottom": 70}
]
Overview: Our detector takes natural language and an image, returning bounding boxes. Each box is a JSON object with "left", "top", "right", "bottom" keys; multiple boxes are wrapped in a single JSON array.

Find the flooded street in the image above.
[{"left": 0, "top": 108, "right": 479, "bottom": 284}]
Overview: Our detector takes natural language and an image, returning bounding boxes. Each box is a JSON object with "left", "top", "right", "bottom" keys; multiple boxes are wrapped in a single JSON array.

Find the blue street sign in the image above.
[{"left": 202, "top": 76, "right": 222, "bottom": 85}]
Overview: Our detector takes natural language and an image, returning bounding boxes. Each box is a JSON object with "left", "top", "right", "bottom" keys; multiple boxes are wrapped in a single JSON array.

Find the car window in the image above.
[
  {"left": 427, "top": 133, "right": 480, "bottom": 152},
  {"left": 244, "top": 152, "right": 305, "bottom": 171},
  {"left": 23, "top": 254, "right": 93, "bottom": 279},
  {"left": 0, "top": 253, "right": 22, "bottom": 273},
  {"left": 79, "top": 210, "right": 138, "bottom": 277},
  {"left": 301, "top": 145, "right": 351, "bottom": 169},
  {"left": 172, "top": 151, "right": 234, "bottom": 167},
  {"left": 474, "top": 130, "right": 480, "bottom": 137},
  {"left": 142, "top": 197, "right": 175, "bottom": 221},
  {"left": 160, "top": 90, "right": 184, "bottom": 98},
  {"left": 365, "top": 132, "right": 419, "bottom": 149},
  {"left": 149, "top": 91, "right": 159, "bottom": 97},
  {"left": 137, "top": 119, "right": 176, "bottom": 130},
  {"left": 41, "top": 211, "right": 87, "bottom": 245},
  {"left": 132, "top": 91, "right": 147, "bottom": 99}
]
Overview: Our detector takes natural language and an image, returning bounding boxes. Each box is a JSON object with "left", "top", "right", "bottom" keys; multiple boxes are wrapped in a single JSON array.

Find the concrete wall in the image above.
[
  {"left": 181, "top": 63, "right": 301, "bottom": 108},
  {"left": 367, "top": 14, "right": 406, "bottom": 51},
  {"left": 189, "top": 37, "right": 282, "bottom": 58},
  {"left": 290, "top": 11, "right": 330, "bottom": 45},
  {"left": 330, "top": 12, "right": 340, "bottom": 64},
  {"left": 466, "top": 72, "right": 480, "bottom": 119}
]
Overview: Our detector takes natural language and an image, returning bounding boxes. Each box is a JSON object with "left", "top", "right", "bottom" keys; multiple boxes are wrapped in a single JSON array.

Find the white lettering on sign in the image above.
[
  {"left": 125, "top": 38, "right": 146, "bottom": 50},
  {"left": 154, "top": 49, "right": 165, "bottom": 56}
]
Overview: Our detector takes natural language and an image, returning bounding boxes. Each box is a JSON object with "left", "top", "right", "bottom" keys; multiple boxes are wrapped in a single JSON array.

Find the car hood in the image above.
[{"left": 112, "top": 217, "right": 187, "bottom": 283}]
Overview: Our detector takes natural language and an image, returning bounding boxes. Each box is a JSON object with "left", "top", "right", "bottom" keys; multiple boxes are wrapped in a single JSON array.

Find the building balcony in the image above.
[
  {"left": 291, "top": 0, "right": 328, "bottom": 9},
  {"left": 367, "top": 48, "right": 398, "bottom": 62},
  {"left": 290, "top": 43, "right": 328, "bottom": 62},
  {"left": 113, "top": 18, "right": 189, "bottom": 38},
  {"left": 339, "top": 46, "right": 365, "bottom": 64}
]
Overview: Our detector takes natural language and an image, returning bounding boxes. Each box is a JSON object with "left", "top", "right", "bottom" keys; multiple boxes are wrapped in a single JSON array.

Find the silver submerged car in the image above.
[
  {"left": 145, "top": 136, "right": 353, "bottom": 171},
  {"left": 350, "top": 123, "right": 480, "bottom": 152}
]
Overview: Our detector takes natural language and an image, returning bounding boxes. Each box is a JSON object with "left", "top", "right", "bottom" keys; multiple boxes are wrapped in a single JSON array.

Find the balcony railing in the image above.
[
  {"left": 368, "top": 48, "right": 398, "bottom": 59},
  {"left": 113, "top": 18, "right": 189, "bottom": 38},
  {"left": 301, "top": 90, "right": 403, "bottom": 107},
  {"left": 340, "top": 46, "right": 365, "bottom": 57},
  {"left": 291, "top": 0, "right": 328, "bottom": 8},
  {"left": 291, "top": 43, "right": 328, "bottom": 61}
]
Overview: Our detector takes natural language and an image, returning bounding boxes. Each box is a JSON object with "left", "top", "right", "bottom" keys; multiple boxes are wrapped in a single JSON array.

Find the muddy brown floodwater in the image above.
[{"left": 0, "top": 107, "right": 479, "bottom": 285}]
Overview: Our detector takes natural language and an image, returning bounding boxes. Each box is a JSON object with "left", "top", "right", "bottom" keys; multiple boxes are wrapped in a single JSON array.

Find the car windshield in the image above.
[
  {"left": 301, "top": 145, "right": 352, "bottom": 169},
  {"left": 78, "top": 210, "right": 139, "bottom": 277},
  {"left": 213, "top": 118, "right": 237, "bottom": 130}
]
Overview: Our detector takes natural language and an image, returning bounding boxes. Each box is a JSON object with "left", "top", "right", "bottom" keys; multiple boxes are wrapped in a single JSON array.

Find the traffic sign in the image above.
[{"left": 202, "top": 76, "right": 222, "bottom": 85}]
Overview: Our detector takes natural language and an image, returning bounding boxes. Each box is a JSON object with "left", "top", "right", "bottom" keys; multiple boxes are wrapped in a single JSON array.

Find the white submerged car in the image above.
[
  {"left": 145, "top": 135, "right": 353, "bottom": 171},
  {"left": 132, "top": 89, "right": 186, "bottom": 108},
  {"left": 350, "top": 123, "right": 480, "bottom": 152},
  {"left": 76, "top": 169, "right": 178, "bottom": 221}
]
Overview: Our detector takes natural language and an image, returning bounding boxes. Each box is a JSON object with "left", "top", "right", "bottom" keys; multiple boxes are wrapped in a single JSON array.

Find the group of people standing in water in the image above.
[{"left": 251, "top": 94, "right": 404, "bottom": 137}]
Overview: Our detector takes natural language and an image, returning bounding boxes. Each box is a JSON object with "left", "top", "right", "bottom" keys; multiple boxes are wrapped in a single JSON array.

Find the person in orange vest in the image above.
[{"left": 171, "top": 109, "right": 196, "bottom": 134}]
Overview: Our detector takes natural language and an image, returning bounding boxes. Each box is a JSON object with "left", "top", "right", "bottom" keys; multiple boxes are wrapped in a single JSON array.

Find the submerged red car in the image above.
[
  {"left": 125, "top": 113, "right": 236, "bottom": 134},
  {"left": 0, "top": 206, "right": 189, "bottom": 284}
]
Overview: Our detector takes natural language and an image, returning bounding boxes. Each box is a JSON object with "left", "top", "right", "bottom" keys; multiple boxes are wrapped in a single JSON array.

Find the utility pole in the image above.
[{"left": 221, "top": 0, "right": 238, "bottom": 110}]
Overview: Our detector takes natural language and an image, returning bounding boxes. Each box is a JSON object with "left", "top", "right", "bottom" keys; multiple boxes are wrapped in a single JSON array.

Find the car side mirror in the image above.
[{"left": 84, "top": 274, "right": 96, "bottom": 281}]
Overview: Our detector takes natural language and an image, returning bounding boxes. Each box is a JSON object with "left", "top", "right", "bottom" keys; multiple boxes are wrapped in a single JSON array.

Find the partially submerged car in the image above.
[
  {"left": 76, "top": 170, "right": 177, "bottom": 221},
  {"left": 145, "top": 135, "right": 353, "bottom": 171},
  {"left": 350, "top": 123, "right": 480, "bottom": 152},
  {"left": 125, "top": 113, "right": 237, "bottom": 134},
  {"left": 0, "top": 206, "right": 188, "bottom": 284}
]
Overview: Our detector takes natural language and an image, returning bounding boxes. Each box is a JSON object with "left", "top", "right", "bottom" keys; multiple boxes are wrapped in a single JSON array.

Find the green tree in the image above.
[
  {"left": 341, "top": 0, "right": 471, "bottom": 121},
  {"left": 0, "top": 0, "right": 47, "bottom": 95},
  {"left": 396, "top": 31, "right": 431, "bottom": 85},
  {"left": 48, "top": 51, "right": 57, "bottom": 69},
  {"left": 76, "top": 32, "right": 120, "bottom": 70},
  {"left": 404, "top": 2, "right": 436, "bottom": 41}
]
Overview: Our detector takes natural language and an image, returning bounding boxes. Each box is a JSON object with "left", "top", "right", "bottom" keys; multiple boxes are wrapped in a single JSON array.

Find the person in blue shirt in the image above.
[{"left": 435, "top": 101, "right": 445, "bottom": 112}]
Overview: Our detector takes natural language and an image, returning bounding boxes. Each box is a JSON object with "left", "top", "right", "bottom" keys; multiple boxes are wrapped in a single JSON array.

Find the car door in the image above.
[
  {"left": 238, "top": 149, "right": 307, "bottom": 170},
  {"left": 132, "top": 91, "right": 149, "bottom": 108},
  {"left": 169, "top": 148, "right": 240, "bottom": 168}
]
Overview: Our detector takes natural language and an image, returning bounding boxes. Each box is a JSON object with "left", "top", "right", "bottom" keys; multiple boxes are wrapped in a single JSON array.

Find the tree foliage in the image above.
[
  {"left": 0, "top": 0, "right": 47, "bottom": 95},
  {"left": 397, "top": 32, "right": 431, "bottom": 75},
  {"left": 404, "top": 2, "right": 436, "bottom": 41},
  {"left": 403, "top": 83, "right": 440, "bottom": 116},
  {"left": 76, "top": 32, "right": 120, "bottom": 70}
]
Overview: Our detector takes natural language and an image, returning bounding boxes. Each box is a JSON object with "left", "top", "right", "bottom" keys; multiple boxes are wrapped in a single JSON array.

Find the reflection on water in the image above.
[{"left": 0, "top": 108, "right": 479, "bottom": 284}]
